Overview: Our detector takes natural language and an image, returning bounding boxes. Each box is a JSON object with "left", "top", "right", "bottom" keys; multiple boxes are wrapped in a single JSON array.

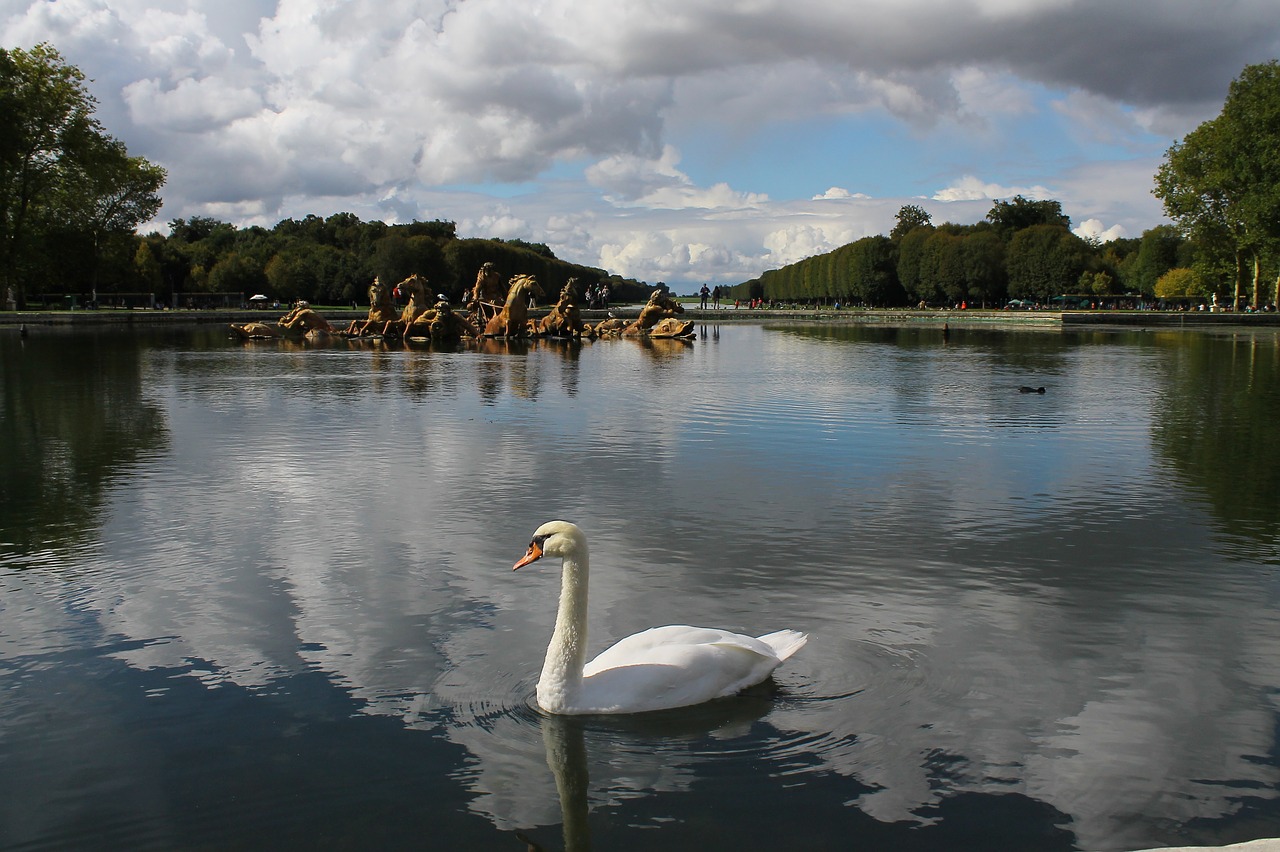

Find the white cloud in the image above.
[
  {"left": 1074, "top": 218, "right": 1127, "bottom": 243},
  {"left": 931, "top": 175, "right": 1055, "bottom": 203},
  {"left": 1051, "top": 90, "right": 1158, "bottom": 148},
  {"left": 762, "top": 223, "right": 847, "bottom": 266},
  {"left": 952, "top": 66, "right": 1037, "bottom": 117},
  {"left": 586, "top": 145, "right": 767, "bottom": 209},
  {"left": 460, "top": 210, "right": 532, "bottom": 241},
  {"left": 812, "top": 187, "right": 870, "bottom": 200},
  {"left": 0, "top": 0, "right": 1263, "bottom": 285},
  {"left": 123, "top": 75, "right": 263, "bottom": 132}
]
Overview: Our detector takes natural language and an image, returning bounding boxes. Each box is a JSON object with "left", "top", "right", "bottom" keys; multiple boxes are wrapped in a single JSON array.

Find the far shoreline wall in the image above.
[{"left": 2, "top": 307, "right": 1278, "bottom": 330}]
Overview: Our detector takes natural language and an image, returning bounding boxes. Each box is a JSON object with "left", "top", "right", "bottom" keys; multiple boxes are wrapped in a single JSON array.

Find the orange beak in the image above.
[{"left": 513, "top": 540, "right": 543, "bottom": 570}]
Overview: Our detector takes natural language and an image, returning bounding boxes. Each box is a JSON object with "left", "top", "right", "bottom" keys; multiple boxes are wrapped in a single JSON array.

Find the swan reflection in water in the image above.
[
  {"left": 511, "top": 691, "right": 781, "bottom": 852},
  {"left": 518, "top": 714, "right": 588, "bottom": 852}
]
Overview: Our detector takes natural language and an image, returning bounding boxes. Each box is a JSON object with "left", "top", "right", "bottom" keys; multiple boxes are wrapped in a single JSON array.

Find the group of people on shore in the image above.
[{"left": 583, "top": 281, "right": 612, "bottom": 310}]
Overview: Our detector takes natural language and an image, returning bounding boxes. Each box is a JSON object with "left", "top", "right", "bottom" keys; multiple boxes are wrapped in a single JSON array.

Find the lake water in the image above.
[{"left": 2, "top": 320, "right": 1279, "bottom": 851}]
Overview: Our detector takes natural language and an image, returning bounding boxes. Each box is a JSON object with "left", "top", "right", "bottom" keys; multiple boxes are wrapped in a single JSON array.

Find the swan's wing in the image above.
[
  {"left": 577, "top": 626, "right": 788, "bottom": 713},
  {"left": 585, "top": 625, "right": 780, "bottom": 669}
]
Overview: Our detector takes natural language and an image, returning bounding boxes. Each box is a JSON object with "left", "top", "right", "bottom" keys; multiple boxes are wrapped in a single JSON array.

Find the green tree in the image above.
[
  {"left": 1079, "top": 270, "right": 1115, "bottom": 296},
  {"left": 960, "top": 228, "right": 1007, "bottom": 305},
  {"left": 1099, "top": 237, "right": 1141, "bottom": 292},
  {"left": 890, "top": 204, "right": 932, "bottom": 242},
  {"left": 1132, "top": 225, "right": 1182, "bottom": 295},
  {"left": 896, "top": 226, "right": 935, "bottom": 304},
  {"left": 208, "top": 251, "right": 267, "bottom": 297},
  {"left": 0, "top": 44, "right": 165, "bottom": 302},
  {"left": 846, "top": 235, "right": 903, "bottom": 306},
  {"left": 986, "top": 195, "right": 1070, "bottom": 236},
  {"left": 1156, "top": 61, "right": 1280, "bottom": 308},
  {"left": 921, "top": 230, "right": 966, "bottom": 304},
  {"left": 1154, "top": 267, "right": 1207, "bottom": 301},
  {"left": 1006, "top": 224, "right": 1091, "bottom": 302},
  {"left": 53, "top": 133, "right": 165, "bottom": 292},
  {"left": 133, "top": 240, "right": 162, "bottom": 293}
]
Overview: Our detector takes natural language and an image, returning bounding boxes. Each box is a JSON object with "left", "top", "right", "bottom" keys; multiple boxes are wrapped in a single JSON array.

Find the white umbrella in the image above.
[{"left": 249, "top": 294, "right": 268, "bottom": 301}]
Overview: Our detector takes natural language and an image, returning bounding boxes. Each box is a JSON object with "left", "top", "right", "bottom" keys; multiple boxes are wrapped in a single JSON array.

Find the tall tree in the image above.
[
  {"left": 896, "top": 226, "right": 935, "bottom": 304},
  {"left": 0, "top": 43, "right": 165, "bottom": 303},
  {"left": 1006, "top": 225, "right": 1091, "bottom": 302},
  {"left": 1155, "top": 115, "right": 1247, "bottom": 304},
  {"left": 1133, "top": 226, "right": 1183, "bottom": 295},
  {"left": 846, "top": 235, "right": 903, "bottom": 306},
  {"left": 986, "top": 195, "right": 1070, "bottom": 236},
  {"left": 53, "top": 133, "right": 165, "bottom": 292},
  {"left": 960, "top": 229, "right": 1007, "bottom": 305},
  {"left": 1156, "top": 61, "right": 1280, "bottom": 308},
  {"left": 921, "top": 230, "right": 966, "bottom": 304},
  {"left": 1222, "top": 61, "right": 1280, "bottom": 307},
  {"left": 890, "top": 204, "right": 932, "bottom": 242}
]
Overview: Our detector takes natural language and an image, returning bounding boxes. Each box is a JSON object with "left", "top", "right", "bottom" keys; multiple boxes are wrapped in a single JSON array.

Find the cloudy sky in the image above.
[{"left": 4, "top": 1, "right": 1278, "bottom": 289}]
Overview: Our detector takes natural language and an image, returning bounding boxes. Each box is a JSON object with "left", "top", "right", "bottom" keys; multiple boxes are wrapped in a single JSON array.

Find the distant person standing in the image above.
[
  {"left": 712, "top": 286, "right": 721, "bottom": 309},
  {"left": 699, "top": 284, "right": 710, "bottom": 309}
]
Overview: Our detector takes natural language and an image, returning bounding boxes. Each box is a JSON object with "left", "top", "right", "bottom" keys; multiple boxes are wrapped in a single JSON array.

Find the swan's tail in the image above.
[{"left": 757, "top": 629, "right": 808, "bottom": 661}]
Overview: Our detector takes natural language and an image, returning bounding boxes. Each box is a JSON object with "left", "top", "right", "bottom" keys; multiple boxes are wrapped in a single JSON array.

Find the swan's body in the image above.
[{"left": 513, "top": 520, "right": 807, "bottom": 715}]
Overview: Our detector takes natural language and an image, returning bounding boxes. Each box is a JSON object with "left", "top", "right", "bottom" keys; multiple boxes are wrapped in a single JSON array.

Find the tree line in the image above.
[
  {"left": 725, "top": 198, "right": 1208, "bottom": 309},
  {"left": 728, "top": 61, "right": 1280, "bottom": 310},
  {"left": 132, "top": 214, "right": 649, "bottom": 309}
]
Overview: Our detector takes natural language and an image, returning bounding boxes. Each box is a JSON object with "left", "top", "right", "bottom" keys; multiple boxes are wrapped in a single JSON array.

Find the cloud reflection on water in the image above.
[{"left": 3, "top": 326, "right": 1279, "bottom": 851}]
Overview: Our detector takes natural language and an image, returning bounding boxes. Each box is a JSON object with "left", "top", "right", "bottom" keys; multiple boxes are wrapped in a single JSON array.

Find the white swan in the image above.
[{"left": 513, "top": 520, "right": 808, "bottom": 715}]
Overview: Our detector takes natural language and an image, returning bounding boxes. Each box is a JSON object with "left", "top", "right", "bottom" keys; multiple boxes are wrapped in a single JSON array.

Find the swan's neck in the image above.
[{"left": 538, "top": 546, "right": 588, "bottom": 713}]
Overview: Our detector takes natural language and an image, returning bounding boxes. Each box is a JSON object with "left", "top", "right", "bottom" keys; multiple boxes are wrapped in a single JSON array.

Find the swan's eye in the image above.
[{"left": 532, "top": 534, "right": 549, "bottom": 547}]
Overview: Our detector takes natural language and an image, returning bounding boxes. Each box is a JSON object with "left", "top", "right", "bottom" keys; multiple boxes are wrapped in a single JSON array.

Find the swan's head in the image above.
[{"left": 513, "top": 520, "right": 584, "bottom": 570}]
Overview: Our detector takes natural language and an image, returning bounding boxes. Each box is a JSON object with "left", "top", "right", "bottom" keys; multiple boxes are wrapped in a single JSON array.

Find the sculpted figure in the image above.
[
  {"left": 483, "top": 274, "right": 544, "bottom": 337},
  {"left": 647, "top": 317, "right": 697, "bottom": 338},
  {"left": 406, "top": 297, "right": 481, "bottom": 341},
  {"left": 467, "top": 262, "right": 506, "bottom": 328},
  {"left": 623, "top": 290, "right": 694, "bottom": 338},
  {"left": 589, "top": 314, "right": 627, "bottom": 337},
  {"left": 538, "top": 278, "right": 587, "bottom": 338},
  {"left": 229, "top": 320, "right": 280, "bottom": 339},
  {"left": 341, "top": 277, "right": 398, "bottom": 336},
  {"left": 277, "top": 301, "right": 333, "bottom": 335}
]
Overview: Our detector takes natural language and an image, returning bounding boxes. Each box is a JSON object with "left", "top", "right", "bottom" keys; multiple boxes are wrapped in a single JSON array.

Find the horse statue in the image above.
[
  {"left": 623, "top": 289, "right": 694, "bottom": 338},
  {"left": 383, "top": 273, "right": 431, "bottom": 337},
  {"left": 340, "top": 277, "right": 399, "bottom": 336},
  {"left": 484, "top": 274, "right": 544, "bottom": 337},
  {"left": 538, "top": 278, "right": 587, "bottom": 338}
]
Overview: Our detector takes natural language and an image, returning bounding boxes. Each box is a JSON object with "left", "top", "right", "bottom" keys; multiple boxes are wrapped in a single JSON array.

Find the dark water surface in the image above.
[{"left": 2, "top": 321, "right": 1279, "bottom": 851}]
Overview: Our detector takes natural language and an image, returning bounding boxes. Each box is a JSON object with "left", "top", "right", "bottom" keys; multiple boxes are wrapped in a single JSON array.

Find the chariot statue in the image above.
[{"left": 339, "top": 277, "right": 399, "bottom": 336}]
